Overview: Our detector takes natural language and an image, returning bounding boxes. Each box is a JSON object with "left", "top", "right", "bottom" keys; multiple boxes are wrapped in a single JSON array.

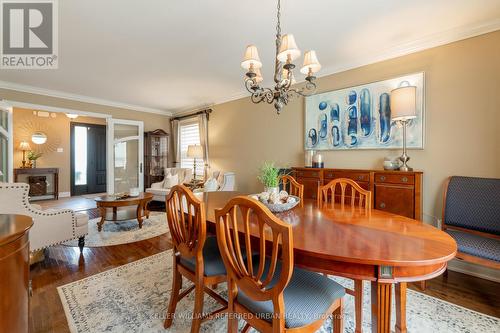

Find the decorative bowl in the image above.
[{"left": 249, "top": 195, "right": 301, "bottom": 213}]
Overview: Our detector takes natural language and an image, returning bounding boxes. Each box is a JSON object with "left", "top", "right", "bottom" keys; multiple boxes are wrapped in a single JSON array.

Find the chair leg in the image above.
[
  {"left": 191, "top": 284, "right": 205, "bottom": 333},
  {"left": 333, "top": 297, "right": 344, "bottom": 333},
  {"left": 78, "top": 236, "right": 85, "bottom": 253},
  {"left": 354, "top": 279, "right": 363, "bottom": 333},
  {"left": 227, "top": 279, "right": 238, "bottom": 333},
  {"left": 419, "top": 281, "right": 426, "bottom": 290},
  {"left": 164, "top": 266, "right": 182, "bottom": 328}
]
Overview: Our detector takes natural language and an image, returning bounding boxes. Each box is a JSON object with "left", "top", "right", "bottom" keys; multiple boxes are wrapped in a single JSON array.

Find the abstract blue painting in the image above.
[{"left": 305, "top": 72, "right": 424, "bottom": 150}]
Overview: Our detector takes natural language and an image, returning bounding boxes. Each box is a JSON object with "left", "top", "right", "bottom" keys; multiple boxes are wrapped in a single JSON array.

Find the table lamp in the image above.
[
  {"left": 390, "top": 85, "right": 416, "bottom": 172},
  {"left": 19, "top": 141, "right": 31, "bottom": 168},
  {"left": 187, "top": 144, "right": 204, "bottom": 180}
]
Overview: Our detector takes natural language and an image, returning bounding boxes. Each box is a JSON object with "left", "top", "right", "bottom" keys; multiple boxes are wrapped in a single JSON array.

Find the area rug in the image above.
[
  {"left": 58, "top": 250, "right": 499, "bottom": 333},
  {"left": 63, "top": 212, "right": 168, "bottom": 247}
]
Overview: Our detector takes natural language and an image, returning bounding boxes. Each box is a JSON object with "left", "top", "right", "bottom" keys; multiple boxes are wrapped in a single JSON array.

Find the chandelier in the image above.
[{"left": 241, "top": 0, "right": 321, "bottom": 114}]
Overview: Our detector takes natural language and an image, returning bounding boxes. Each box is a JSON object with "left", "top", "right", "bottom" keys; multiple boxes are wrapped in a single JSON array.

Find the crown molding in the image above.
[
  {"left": 171, "top": 18, "right": 500, "bottom": 115},
  {"left": 1, "top": 18, "right": 498, "bottom": 117},
  {"left": 0, "top": 81, "right": 173, "bottom": 116}
]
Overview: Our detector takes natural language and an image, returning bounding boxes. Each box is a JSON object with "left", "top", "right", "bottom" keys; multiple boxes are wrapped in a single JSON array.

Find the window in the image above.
[
  {"left": 74, "top": 126, "right": 88, "bottom": 185},
  {"left": 179, "top": 121, "right": 204, "bottom": 178},
  {"left": 114, "top": 142, "right": 127, "bottom": 169}
]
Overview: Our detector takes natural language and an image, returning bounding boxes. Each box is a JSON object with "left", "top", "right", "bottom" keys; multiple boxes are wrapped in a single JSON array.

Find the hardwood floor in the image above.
[{"left": 29, "top": 201, "right": 499, "bottom": 332}]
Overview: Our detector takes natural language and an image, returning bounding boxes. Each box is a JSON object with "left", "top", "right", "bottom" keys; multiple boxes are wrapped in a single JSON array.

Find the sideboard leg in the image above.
[
  {"left": 371, "top": 281, "right": 392, "bottom": 333},
  {"left": 395, "top": 282, "right": 407, "bottom": 333}
]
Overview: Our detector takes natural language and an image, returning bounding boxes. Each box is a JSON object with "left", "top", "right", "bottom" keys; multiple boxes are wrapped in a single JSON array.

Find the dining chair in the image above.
[
  {"left": 215, "top": 196, "right": 345, "bottom": 333},
  {"left": 164, "top": 185, "right": 227, "bottom": 333},
  {"left": 318, "top": 177, "right": 372, "bottom": 210},
  {"left": 279, "top": 174, "right": 304, "bottom": 201},
  {"left": 317, "top": 178, "right": 372, "bottom": 333}
]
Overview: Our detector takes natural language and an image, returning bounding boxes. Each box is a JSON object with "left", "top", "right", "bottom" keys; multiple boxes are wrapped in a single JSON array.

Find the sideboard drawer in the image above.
[
  {"left": 375, "top": 173, "right": 415, "bottom": 185},
  {"left": 295, "top": 169, "right": 321, "bottom": 179},
  {"left": 375, "top": 184, "right": 415, "bottom": 218},
  {"left": 324, "top": 171, "right": 370, "bottom": 183}
]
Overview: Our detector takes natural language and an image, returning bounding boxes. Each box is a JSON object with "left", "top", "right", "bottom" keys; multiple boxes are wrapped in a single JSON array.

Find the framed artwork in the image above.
[{"left": 304, "top": 72, "right": 424, "bottom": 150}]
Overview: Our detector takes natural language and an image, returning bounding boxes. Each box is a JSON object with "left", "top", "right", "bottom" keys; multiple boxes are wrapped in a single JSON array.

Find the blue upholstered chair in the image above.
[
  {"left": 163, "top": 185, "right": 227, "bottom": 333},
  {"left": 215, "top": 196, "right": 345, "bottom": 333},
  {"left": 442, "top": 176, "right": 500, "bottom": 269}
]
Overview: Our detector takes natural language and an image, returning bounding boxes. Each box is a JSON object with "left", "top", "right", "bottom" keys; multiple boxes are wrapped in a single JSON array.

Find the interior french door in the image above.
[
  {"left": 0, "top": 102, "right": 13, "bottom": 182},
  {"left": 107, "top": 119, "right": 144, "bottom": 194}
]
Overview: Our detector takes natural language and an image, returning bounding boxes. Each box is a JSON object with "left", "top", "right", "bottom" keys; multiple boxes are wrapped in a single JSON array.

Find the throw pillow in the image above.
[{"left": 163, "top": 173, "right": 179, "bottom": 189}]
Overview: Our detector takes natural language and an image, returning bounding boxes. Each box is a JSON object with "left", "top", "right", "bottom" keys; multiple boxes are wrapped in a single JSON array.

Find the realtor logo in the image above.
[{"left": 1, "top": 0, "right": 58, "bottom": 69}]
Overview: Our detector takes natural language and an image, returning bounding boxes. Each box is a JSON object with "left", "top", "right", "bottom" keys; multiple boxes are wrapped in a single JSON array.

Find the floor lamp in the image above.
[
  {"left": 390, "top": 85, "right": 417, "bottom": 172},
  {"left": 187, "top": 144, "right": 204, "bottom": 180}
]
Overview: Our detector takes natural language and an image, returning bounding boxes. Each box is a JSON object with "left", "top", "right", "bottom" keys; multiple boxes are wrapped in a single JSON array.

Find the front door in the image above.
[{"left": 71, "top": 123, "right": 107, "bottom": 195}]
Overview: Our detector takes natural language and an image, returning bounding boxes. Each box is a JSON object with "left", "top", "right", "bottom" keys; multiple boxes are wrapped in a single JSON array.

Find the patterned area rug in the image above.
[
  {"left": 58, "top": 250, "right": 500, "bottom": 333},
  {"left": 63, "top": 212, "right": 168, "bottom": 247}
]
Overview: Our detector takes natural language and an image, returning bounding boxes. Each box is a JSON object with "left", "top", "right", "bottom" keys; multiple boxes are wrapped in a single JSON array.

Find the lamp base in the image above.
[{"left": 399, "top": 165, "right": 413, "bottom": 172}]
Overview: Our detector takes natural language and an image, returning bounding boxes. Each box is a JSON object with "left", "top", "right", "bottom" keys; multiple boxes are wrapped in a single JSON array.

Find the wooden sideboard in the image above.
[
  {"left": 292, "top": 167, "right": 423, "bottom": 220},
  {"left": 14, "top": 168, "right": 59, "bottom": 200},
  {"left": 0, "top": 214, "right": 33, "bottom": 333}
]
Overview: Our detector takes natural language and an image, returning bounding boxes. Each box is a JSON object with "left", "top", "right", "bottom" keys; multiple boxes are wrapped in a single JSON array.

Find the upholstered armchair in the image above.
[
  {"left": 0, "top": 183, "right": 88, "bottom": 252},
  {"left": 146, "top": 167, "right": 193, "bottom": 202},
  {"left": 196, "top": 171, "right": 236, "bottom": 192}
]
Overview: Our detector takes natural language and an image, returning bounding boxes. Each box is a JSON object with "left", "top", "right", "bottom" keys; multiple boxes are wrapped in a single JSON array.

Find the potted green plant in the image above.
[
  {"left": 27, "top": 151, "right": 42, "bottom": 168},
  {"left": 257, "top": 161, "right": 280, "bottom": 194}
]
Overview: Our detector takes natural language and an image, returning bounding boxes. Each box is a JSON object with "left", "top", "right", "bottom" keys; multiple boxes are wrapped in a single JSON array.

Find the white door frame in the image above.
[
  {"left": 0, "top": 101, "right": 13, "bottom": 182},
  {"left": 106, "top": 118, "right": 144, "bottom": 194}
]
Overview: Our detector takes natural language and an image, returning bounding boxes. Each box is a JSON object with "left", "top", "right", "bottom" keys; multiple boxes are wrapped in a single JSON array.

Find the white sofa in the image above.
[
  {"left": 0, "top": 183, "right": 89, "bottom": 252},
  {"left": 202, "top": 171, "right": 236, "bottom": 192},
  {"left": 146, "top": 168, "right": 193, "bottom": 202}
]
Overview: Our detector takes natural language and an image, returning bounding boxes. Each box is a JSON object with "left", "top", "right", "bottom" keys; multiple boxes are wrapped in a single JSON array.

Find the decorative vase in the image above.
[
  {"left": 305, "top": 150, "right": 314, "bottom": 167},
  {"left": 264, "top": 186, "right": 279, "bottom": 195}
]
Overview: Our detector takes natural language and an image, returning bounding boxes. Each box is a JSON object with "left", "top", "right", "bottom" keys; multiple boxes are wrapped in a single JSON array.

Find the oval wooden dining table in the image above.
[{"left": 195, "top": 191, "right": 457, "bottom": 333}]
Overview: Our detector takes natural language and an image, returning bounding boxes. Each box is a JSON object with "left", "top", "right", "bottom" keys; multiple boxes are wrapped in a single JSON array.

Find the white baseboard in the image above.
[
  {"left": 59, "top": 192, "right": 71, "bottom": 198},
  {"left": 447, "top": 259, "right": 500, "bottom": 283}
]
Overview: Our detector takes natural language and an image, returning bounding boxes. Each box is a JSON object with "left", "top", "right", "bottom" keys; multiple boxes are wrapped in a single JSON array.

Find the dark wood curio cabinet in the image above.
[{"left": 144, "top": 129, "right": 169, "bottom": 189}]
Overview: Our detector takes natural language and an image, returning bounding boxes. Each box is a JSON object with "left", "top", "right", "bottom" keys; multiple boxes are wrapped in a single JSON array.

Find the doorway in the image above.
[{"left": 71, "top": 123, "right": 107, "bottom": 195}]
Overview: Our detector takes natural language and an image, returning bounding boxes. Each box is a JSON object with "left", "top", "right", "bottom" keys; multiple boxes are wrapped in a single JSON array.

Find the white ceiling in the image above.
[{"left": 1, "top": 0, "right": 499, "bottom": 115}]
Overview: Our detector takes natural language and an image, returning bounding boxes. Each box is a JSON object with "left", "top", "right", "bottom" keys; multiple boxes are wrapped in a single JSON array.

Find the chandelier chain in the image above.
[{"left": 276, "top": 0, "right": 281, "bottom": 38}]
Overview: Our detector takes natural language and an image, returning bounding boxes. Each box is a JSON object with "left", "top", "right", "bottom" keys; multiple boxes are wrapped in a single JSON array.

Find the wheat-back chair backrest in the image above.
[
  {"left": 318, "top": 178, "right": 372, "bottom": 209},
  {"left": 166, "top": 185, "right": 206, "bottom": 260},
  {"left": 215, "top": 196, "right": 293, "bottom": 303}
]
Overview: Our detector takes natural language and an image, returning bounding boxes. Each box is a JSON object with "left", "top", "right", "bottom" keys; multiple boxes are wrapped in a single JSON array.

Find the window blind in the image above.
[{"left": 179, "top": 122, "right": 204, "bottom": 178}]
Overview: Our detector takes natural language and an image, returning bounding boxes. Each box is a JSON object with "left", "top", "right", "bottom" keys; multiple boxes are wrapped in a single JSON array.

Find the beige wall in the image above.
[
  {"left": 12, "top": 108, "right": 106, "bottom": 194},
  {"left": 209, "top": 30, "right": 500, "bottom": 226},
  {"left": 0, "top": 90, "right": 171, "bottom": 194},
  {"left": 0, "top": 88, "right": 171, "bottom": 132}
]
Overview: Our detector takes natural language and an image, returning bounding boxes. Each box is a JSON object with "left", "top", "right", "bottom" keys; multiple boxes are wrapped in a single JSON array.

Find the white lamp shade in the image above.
[
  {"left": 390, "top": 86, "right": 417, "bottom": 120},
  {"left": 187, "top": 145, "right": 204, "bottom": 159},
  {"left": 277, "top": 34, "right": 301, "bottom": 62},
  {"left": 300, "top": 50, "right": 321, "bottom": 74},
  {"left": 66, "top": 113, "right": 79, "bottom": 119},
  {"left": 19, "top": 141, "right": 31, "bottom": 151},
  {"left": 241, "top": 45, "right": 262, "bottom": 70}
]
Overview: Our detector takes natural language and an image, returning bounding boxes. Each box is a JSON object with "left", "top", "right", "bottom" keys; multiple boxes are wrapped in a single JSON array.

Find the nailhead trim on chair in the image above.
[{"left": 1, "top": 183, "right": 81, "bottom": 246}]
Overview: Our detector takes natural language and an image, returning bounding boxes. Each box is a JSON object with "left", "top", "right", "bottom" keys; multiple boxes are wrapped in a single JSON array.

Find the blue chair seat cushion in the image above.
[
  {"left": 446, "top": 229, "right": 500, "bottom": 262},
  {"left": 237, "top": 261, "right": 345, "bottom": 328},
  {"left": 179, "top": 236, "right": 226, "bottom": 276}
]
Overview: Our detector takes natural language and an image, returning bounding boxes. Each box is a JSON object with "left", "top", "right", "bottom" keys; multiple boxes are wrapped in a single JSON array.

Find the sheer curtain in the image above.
[
  {"left": 197, "top": 113, "right": 209, "bottom": 179},
  {"left": 171, "top": 119, "right": 180, "bottom": 167}
]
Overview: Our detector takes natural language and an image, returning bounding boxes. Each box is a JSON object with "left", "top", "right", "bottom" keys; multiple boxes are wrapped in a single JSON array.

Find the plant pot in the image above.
[{"left": 264, "top": 186, "right": 279, "bottom": 195}]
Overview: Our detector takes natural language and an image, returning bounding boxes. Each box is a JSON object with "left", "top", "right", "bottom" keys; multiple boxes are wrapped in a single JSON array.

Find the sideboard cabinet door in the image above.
[{"left": 375, "top": 184, "right": 415, "bottom": 218}]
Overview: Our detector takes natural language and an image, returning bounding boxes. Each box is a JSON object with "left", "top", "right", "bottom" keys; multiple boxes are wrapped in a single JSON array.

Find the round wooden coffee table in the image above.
[{"left": 94, "top": 192, "right": 153, "bottom": 232}]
